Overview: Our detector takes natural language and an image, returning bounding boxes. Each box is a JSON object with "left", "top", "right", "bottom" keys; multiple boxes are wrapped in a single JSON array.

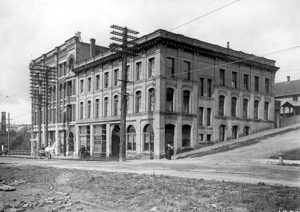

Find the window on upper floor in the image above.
[
  {"left": 166, "top": 88, "right": 174, "bottom": 112},
  {"left": 104, "top": 97, "right": 108, "bottom": 117},
  {"left": 126, "top": 65, "right": 130, "bottom": 81},
  {"left": 87, "top": 100, "right": 91, "bottom": 118},
  {"left": 148, "top": 88, "right": 155, "bottom": 112},
  {"left": 254, "top": 76, "right": 259, "bottom": 92},
  {"left": 114, "top": 69, "right": 119, "bottom": 86},
  {"left": 199, "top": 78, "right": 204, "bottom": 97},
  {"left": 219, "top": 95, "right": 225, "bottom": 116},
  {"left": 243, "top": 99, "right": 249, "bottom": 118},
  {"left": 95, "top": 99, "right": 100, "bottom": 118},
  {"left": 231, "top": 97, "right": 237, "bottom": 117},
  {"left": 80, "top": 79, "right": 84, "bottom": 93},
  {"left": 254, "top": 100, "right": 259, "bottom": 119},
  {"left": 264, "top": 102, "right": 269, "bottom": 120},
  {"left": 80, "top": 102, "right": 84, "bottom": 119},
  {"left": 265, "top": 78, "right": 270, "bottom": 93},
  {"left": 199, "top": 107, "right": 204, "bottom": 126},
  {"left": 69, "top": 58, "right": 74, "bottom": 73},
  {"left": 96, "top": 75, "right": 100, "bottom": 90},
  {"left": 207, "top": 108, "right": 212, "bottom": 126},
  {"left": 104, "top": 72, "right": 109, "bottom": 88},
  {"left": 232, "top": 72, "right": 237, "bottom": 89},
  {"left": 220, "top": 69, "right": 226, "bottom": 86},
  {"left": 183, "top": 90, "right": 190, "bottom": 113},
  {"left": 166, "top": 58, "right": 175, "bottom": 79},
  {"left": 114, "top": 95, "right": 119, "bottom": 116},
  {"left": 87, "top": 77, "right": 91, "bottom": 92},
  {"left": 135, "top": 91, "right": 141, "bottom": 113},
  {"left": 244, "top": 74, "right": 249, "bottom": 91},
  {"left": 183, "top": 61, "right": 191, "bottom": 80},
  {"left": 136, "top": 62, "right": 142, "bottom": 81},
  {"left": 207, "top": 79, "right": 212, "bottom": 97},
  {"left": 148, "top": 58, "right": 155, "bottom": 77}
]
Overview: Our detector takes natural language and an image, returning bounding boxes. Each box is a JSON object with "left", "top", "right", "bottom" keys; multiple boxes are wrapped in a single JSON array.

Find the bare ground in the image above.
[{"left": 0, "top": 163, "right": 299, "bottom": 212}]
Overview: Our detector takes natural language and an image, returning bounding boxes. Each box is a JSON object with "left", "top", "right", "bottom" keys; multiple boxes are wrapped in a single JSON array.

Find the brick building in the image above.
[{"left": 31, "top": 29, "right": 279, "bottom": 159}]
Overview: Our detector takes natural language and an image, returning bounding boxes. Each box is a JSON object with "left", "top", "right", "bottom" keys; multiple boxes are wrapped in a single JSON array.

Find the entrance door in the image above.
[
  {"left": 165, "top": 124, "right": 175, "bottom": 148},
  {"left": 68, "top": 132, "right": 74, "bottom": 152},
  {"left": 112, "top": 125, "right": 120, "bottom": 157}
]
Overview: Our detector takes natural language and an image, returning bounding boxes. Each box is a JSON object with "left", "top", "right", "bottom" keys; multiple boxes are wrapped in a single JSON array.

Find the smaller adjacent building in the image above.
[{"left": 275, "top": 77, "right": 300, "bottom": 117}]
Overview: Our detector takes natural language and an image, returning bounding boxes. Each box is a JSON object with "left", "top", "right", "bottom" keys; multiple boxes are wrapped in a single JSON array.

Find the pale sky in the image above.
[{"left": 0, "top": 0, "right": 300, "bottom": 124}]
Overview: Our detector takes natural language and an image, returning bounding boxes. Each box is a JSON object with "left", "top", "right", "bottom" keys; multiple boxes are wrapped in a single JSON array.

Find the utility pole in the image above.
[
  {"left": 7, "top": 112, "right": 10, "bottom": 156},
  {"left": 110, "top": 25, "right": 139, "bottom": 162}
]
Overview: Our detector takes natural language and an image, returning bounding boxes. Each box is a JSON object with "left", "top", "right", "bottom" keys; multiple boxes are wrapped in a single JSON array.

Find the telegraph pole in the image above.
[
  {"left": 7, "top": 113, "right": 10, "bottom": 156},
  {"left": 110, "top": 25, "right": 139, "bottom": 162}
]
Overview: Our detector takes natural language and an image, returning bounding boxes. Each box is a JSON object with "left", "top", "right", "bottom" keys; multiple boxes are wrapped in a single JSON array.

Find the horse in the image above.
[{"left": 45, "top": 144, "right": 56, "bottom": 160}]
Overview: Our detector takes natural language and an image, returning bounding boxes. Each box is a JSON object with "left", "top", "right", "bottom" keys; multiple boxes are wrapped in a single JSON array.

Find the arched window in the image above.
[
  {"left": 143, "top": 124, "right": 154, "bottom": 151},
  {"left": 166, "top": 88, "right": 174, "bottom": 112},
  {"left": 80, "top": 102, "right": 84, "bottom": 119},
  {"left": 231, "top": 97, "right": 237, "bottom": 117},
  {"left": 87, "top": 100, "right": 91, "bottom": 118},
  {"left": 182, "top": 125, "right": 191, "bottom": 147},
  {"left": 114, "top": 95, "right": 119, "bottom": 116},
  {"left": 254, "top": 100, "right": 259, "bottom": 119},
  {"left": 183, "top": 90, "right": 190, "bottom": 113},
  {"left": 219, "top": 125, "right": 225, "bottom": 141},
  {"left": 219, "top": 95, "right": 225, "bottom": 116},
  {"left": 127, "top": 125, "right": 136, "bottom": 151},
  {"left": 95, "top": 99, "right": 100, "bottom": 118},
  {"left": 135, "top": 91, "right": 141, "bottom": 113},
  {"left": 104, "top": 97, "right": 108, "bottom": 117},
  {"left": 69, "top": 57, "right": 74, "bottom": 72},
  {"left": 148, "top": 88, "right": 155, "bottom": 112}
]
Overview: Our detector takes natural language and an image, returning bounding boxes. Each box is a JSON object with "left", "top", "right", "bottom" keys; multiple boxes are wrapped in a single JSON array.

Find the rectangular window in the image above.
[
  {"left": 207, "top": 134, "right": 211, "bottom": 141},
  {"left": 207, "top": 79, "right": 212, "bottom": 97},
  {"left": 199, "top": 107, "right": 204, "bottom": 126},
  {"left": 255, "top": 76, "right": 259, "bottom": 92},
  {"left": 114, "top": 69, "right": 118, "bottom": 86},
  {"left": 80, "top": 79, "right": 84, "bottom": 93},
  {"left": 87, "top": 77, "right": 91, "bottom": 92},
  {"left": 104, "top": 72, "right": 109, "bottom": 88},
  {"left": 265, "top": 78, "right": 270, "bottom": 93},
  {"left": 80, "top": 102, "right": 84, "bottom": 119},
  {"left": 207, "top": 108, "right": 211, "bottom": 126},
  {"left": 264, "top": 102, "right": 269, "bottom": 120},
  {"left": 232, "top": 72, "right": 237, "bottom": 88},
  {"left": 96, "top": 75, "right": 100, "bottom": 90},
  {"left": 199, "top": 78, "right": 204, "bottom": 97},
  {"left": 126, "top": 65, "right": 130, "bottom": 81},
  {"left": 231, "top": 97, "right": 237, "bottom": 117},
  {"left": 243, "top": 99, "right": 248, "bottom": 118},
  {"left": 254, "top": 100, "right": 259, "bottom": 119},
  {"left": 199, "top": 134, "right": 203, "bottom": 141},
  {"left": 136, "top": 62, "right": 142, "bottom": 81},
  {"left": 244, "top": 74, "right": 249, "bottom": 90},
  {"left": 166, "top": 58, "right": 175, "bottom": 79},
  {"left": 183, "top": 61, "right": 191, "bottom": 80},
  {"left": 183, "top": 91, "right": 190, "bottom": 113},
  {"left": 220, "top": 69, "right": 225, "bottom": 86},
  {"left": 148, "top": 58, "right": 155, "bottom": 77},
  {"left": 219, "top": 96, "right": 225, "bottom": 116}
]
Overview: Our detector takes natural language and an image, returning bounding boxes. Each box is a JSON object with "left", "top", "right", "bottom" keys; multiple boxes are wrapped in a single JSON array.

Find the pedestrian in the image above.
[
  {"left": 80, "top": 145, "right": 86, "bottom": 160},
  {"left": 166, "top": 143, "right": 174, "bottom": 160}
]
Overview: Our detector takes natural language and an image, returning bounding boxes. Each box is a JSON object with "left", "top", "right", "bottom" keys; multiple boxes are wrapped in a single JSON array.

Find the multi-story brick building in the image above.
[{"left": 31, "top": 29, "right": 279, "bottom": 159}]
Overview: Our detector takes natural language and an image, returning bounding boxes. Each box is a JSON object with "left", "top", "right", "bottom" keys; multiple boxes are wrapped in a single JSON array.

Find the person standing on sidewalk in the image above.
[
  {"left": 166, "top": 143, "right": 174, "bottom": 160},
  {"left": 80, "top": 145, "right": 86, "bottom": 160}
]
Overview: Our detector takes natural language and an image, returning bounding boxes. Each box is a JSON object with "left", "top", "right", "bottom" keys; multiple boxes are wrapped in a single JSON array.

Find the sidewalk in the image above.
[{"left": 174, "top": 123, "right": 300, "bottom": 159}]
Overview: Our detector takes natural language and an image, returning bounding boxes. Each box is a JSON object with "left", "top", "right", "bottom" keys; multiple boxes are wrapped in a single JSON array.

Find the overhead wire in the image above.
[{"left": 169, "top": 0, "right": 241, "bottom": 31}]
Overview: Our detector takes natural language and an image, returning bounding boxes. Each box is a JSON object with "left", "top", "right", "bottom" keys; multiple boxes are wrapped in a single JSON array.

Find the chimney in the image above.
[
  {"left": 227, "top": 41, "right": 230, "bottom": 49},
  {"left": 1, "top": 112, "right": 6, "bottom": 133},
  {"left": 287, "top": 76, "right": 290, "bottom": 82},
  {"left": 90, "top": 38, "right": 96, "bottom": 57}
]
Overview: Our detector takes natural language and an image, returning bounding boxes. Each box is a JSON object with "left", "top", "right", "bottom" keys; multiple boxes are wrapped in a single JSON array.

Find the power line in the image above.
[
  {"left": 159, "top": 45, "right": 300, "bottom": 79},
  {"left": 170, "top": 0, "right": 241, "bottom": 31}
]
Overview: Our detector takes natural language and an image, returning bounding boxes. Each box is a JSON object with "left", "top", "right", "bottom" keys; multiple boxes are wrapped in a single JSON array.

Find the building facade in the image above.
[
  {"left": 31, "top": 29, "right": 279, "bottom": 159},
  {"left": 275, "top": 77, "right": 300, "bottom": 117}
]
